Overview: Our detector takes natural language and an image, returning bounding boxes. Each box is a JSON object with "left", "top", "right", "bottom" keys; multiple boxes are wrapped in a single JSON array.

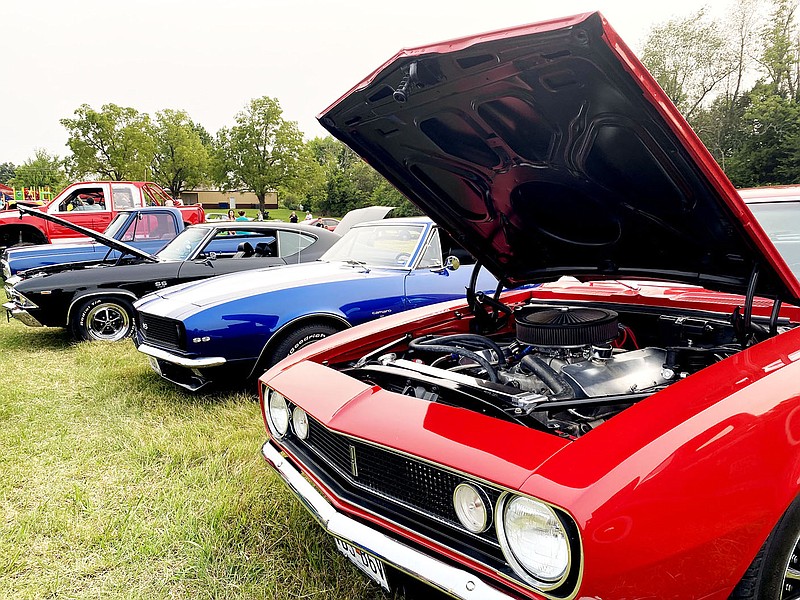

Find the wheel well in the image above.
[
  {"left": 0, "top": 224, "right": 47, "bottom": 248},
  {"left": 251, "top": 315, "right": 350, "bottom": 377}
]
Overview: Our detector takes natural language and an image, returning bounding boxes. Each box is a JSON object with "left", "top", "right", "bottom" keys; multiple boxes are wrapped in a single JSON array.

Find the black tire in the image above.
[
  {"left": 70, "top": 297, "right": 135, "bottom": 342},
  {"left": 266, "top": 323, "right": 340, "bottom": 368},
  {"left": 731, "top": 495, "right": 800, "bottom": 599}
]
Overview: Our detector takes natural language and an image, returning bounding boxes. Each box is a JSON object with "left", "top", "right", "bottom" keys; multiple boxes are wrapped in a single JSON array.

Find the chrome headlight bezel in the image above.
[
  {"left": 495, "top": 492, "right": 572, "bottom": 590},
  {"left": 266, "top": 389, "right": 290, "bottom": 438},
  {"left": 291, "top": 406, "right": 309, "bottom": 440},
  {"left": 453, "top": 482, "right": 492, "bottom": 534}
]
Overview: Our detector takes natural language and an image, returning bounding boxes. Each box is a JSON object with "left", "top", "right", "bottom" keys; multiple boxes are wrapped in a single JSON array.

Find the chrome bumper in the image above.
[
  {"left": 261, "top": 440, "right": 514, "bottom": 600},
  {"left": 136, "top": 343, "right": 227, "bottom": 368},
  {"left": 3, "top": 301, "right": 43, "bottom": 327}
]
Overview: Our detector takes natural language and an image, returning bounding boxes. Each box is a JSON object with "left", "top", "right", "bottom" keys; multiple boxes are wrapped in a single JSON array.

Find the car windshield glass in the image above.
[
  {"left": 749, "top": 202, "right": 800, "bottom": 279},
  {"left": 321, "top": 223, "right": 425, "bottom": 267},
  {"left": 156, "top": 227, "right": 209, "bottom": 261},
  {"left": 103, "top": 212, "right": 130, "bottom": 239}
]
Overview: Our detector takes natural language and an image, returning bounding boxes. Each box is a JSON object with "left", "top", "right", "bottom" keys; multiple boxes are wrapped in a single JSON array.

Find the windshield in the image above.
[
  {"left": 156, "top": 227, "right": 209, "bottom": 261},
  {"left": 750, "top": 202, "right": 800, "bottom": 280},
  {"left": 102, "top": 212, "right": 131, "bottom": 239},
  {"left": 321, "top": 223, "right": 425, "bottom": 267}
]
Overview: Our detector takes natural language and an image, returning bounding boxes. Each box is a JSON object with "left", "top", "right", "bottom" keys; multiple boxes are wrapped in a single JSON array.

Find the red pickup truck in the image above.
[{"left": 0, "top": 181, "right": 205, "bottom": 249}]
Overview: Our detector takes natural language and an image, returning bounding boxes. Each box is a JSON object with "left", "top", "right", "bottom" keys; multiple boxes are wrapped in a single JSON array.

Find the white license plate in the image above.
[
  {"left": 148, "top": 356, "right": 162, "bottom": 376},
  {"left": 334, "top": 537, "right": 390, "bottom": 591}
]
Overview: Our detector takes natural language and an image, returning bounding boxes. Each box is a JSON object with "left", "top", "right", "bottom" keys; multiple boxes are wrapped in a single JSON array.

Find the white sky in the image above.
[{"left": 1, "top": 0, "right": 735, "bottom": 165}]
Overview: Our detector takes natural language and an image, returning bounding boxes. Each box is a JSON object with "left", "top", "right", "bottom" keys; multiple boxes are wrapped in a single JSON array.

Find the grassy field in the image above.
[
  {"left": 205, "top": 208, "right": 327, "bottom": 222},
  {"left": 0, "top": 318, "right": 388, "bottom": 599}
]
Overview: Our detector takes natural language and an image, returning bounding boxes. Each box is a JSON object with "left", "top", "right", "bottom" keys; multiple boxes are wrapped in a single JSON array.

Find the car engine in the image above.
[{"left": 345, "top": 303, "right": 752, "bottom": 438}]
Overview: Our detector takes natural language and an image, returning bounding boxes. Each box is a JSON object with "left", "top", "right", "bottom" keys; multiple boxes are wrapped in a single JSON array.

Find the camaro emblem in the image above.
[{"left": 349, "top": 445, "right": 358, "bottom": 477}]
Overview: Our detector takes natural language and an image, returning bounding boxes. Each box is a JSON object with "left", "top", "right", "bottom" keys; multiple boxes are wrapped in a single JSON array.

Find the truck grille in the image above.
[{"left": 138, "top": 314, "right": 184, "bottom": 350}]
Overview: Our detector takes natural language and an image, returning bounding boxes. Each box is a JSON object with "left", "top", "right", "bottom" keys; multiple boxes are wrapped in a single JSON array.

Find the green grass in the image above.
[
  {"left": 0, "top": 320, "right": 388, "bottom": 599},
  {"left": 205, "top": 209, "right": 334, "bottom": 222}
]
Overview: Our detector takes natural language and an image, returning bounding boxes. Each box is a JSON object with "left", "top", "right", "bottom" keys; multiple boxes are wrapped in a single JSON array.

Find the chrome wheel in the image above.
[
  {"left": 783, "top": 534, "right": 800, "bottom": 599},
  {"left": 84, "top": 301, "right": 132, "bottom": 341}
]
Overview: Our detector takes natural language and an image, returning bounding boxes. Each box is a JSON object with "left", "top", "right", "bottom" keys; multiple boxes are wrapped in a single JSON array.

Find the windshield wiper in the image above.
[{"left": 343, "top": 259, "right": 370, "bottom": 272}]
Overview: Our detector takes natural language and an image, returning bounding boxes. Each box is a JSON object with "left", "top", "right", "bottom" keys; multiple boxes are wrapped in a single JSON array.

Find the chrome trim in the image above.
[
  {"left": 137, "top": 343, "right": 226, "bottom": 368},
  {"left": 266, "top": 386, "right": 584, "bottom": 600},
  {"left": 261, "top": 440, "right": 516, "bottom": 600},
  {"left": 495, "top": 492, "right": 571, "bottom": 591},
  {"left": 3, "top": 302, "right": 43, "bottom": 327}
]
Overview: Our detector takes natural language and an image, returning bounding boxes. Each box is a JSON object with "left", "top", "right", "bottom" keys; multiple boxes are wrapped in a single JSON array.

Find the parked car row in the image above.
[{"left": 4, "top": 12, "right": 800, "bottom": 600}]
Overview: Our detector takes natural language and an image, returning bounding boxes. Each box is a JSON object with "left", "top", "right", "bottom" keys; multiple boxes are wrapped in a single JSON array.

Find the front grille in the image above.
[
  {"left": 276, "top": 401, "right": 582, "bottom": 600},
  {"left": 306, "top": 419, "right": 502, "bottom": 536},
  {"left": 139, "top": 313, "right": 184, "bottom": 349}
]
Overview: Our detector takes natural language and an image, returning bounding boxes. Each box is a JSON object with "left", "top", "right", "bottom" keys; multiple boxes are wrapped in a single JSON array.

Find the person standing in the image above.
[
  {"left": 227, "top": 208, "right": 236, "bottom": 220},
  {"left": 235, "top": 210, "right": 249, "bottom": 221}
]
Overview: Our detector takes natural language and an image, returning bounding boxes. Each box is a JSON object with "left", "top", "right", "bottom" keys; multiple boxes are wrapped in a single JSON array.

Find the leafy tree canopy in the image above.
[
  {"left": 214, "top": 96, "right": 309, "bottom": 212},
  {"left": 642, "top": 9, "right": 734, "bottom": 119},
  {"left": 0, "top": 162, "right": 15, "bottom": 185},
  {"left": 9, "top": 149, "right": 67, "bottom": 191},
  {"left": 151, "top": 109, "right": 210, "bottom": 198},
  {"left": 61, "top": 103, "right": 155, "bottom": 181}
]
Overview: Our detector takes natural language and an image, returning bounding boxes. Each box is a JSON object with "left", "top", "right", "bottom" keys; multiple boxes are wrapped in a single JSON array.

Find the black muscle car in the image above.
[{"left": 3, "top": 211, "right": 343, "bottom": 341}]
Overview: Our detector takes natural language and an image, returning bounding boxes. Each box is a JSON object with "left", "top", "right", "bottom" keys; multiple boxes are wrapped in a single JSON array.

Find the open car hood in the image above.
[
  {"left": 17, "top": 205, "right": 158, "bottom": 263},
  {"left": 318, "top": 12, "right": 800, "bottom": 303}
]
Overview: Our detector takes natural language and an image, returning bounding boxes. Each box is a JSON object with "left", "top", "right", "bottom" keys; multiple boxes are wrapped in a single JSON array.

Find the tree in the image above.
[
  {"left": 758, "top": 0, "right": 800, "bottom": 98},
  {"left": 9, "top": 149, "right": 67, "bottom": 191},
  {"left": 641, "top": 9, "right": 735, "bottom": 119},
  {"left": 691, "top": 0, "right": 765, "bottom": 168},
  {"left": 61, "top": 104, "right": 155, "bottom": 181},
  {"left": 150, "top": 109, "right": 210, "bottom": 199},
  {"left": 0, "top": 162, "right": 15, "bottom": 185},
  {"left": 726, "top": 84, "right": 800, "bottom": 185},
  {"left": 311, "top": 137, "right": 420, "bottom": 217},
  {"left": 214, "top": 97, "right": 307, "bottom": 214}
]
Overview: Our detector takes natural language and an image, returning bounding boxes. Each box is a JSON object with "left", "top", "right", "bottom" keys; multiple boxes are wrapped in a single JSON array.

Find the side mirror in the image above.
[
  {"left": 444, "top": 255, "right": 460, "bottom": 271},
  {"left": 201, "top": 251, "right": 217, "bottom": 265}
]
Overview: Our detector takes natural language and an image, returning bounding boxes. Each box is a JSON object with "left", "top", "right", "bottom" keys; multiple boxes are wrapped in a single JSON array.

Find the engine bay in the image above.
[{"left": 344, "top": 297, "right": 790, "bottom": 439}]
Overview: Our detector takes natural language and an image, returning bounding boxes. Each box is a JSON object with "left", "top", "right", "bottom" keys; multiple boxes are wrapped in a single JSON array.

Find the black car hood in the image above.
[
  {"left": 17, "top": 205, "right": 158, "bottom": 263},
  {"left": 319, "top": 12, "right": 800, "bottom": 302}
]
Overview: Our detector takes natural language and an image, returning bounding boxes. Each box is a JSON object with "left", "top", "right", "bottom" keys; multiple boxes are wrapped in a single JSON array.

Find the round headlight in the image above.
[
  {"left": 453, "top": 483, "right": 490, "bottom": 533},
  {"left": 292, "top": 406, "right": 309, "bottom": 440},
  {"left": 498, "top": 495, "right": 570, "bottom": 585},
  {"left": 267, "top": 390, "right": 290, "bottom": 437}
]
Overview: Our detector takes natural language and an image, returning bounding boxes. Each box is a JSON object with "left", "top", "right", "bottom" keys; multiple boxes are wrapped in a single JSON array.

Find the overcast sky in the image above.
[{"left": 1, "top": 0, "right": 736, "bottom": 165}]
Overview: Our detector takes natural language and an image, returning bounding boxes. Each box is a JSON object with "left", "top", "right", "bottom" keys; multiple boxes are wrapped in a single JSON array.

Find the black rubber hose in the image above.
[
  {"left": 423, "top": 334, "right": 506, "bottom": 364},
  {"left": 520, "top": 355, "right": 575, "bottom": 400},
  {"left": 409, "top": 337, "right": 499, "bottom": 383}
]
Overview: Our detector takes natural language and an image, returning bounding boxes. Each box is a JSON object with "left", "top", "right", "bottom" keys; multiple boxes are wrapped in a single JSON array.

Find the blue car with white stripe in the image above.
[{"left": 133, "top": 217, "right": 499, "bottom": 391}]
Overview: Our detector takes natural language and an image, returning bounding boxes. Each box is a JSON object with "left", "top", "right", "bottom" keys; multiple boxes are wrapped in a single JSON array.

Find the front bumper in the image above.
[
  {"left": 3, "top": 301, "right": 43, "bottom": 327},
  {"left": 261, "top": 439, "right": 515, "bottom": 600},
  {"left": 136, "top": 343, "right": 227, "bottom": 368},
  {"left": 136, "top": 343, "right": 227, "bottom": 392}
]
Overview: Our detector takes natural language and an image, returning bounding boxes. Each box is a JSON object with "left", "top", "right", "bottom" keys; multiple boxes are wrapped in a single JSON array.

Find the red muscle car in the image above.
[{"left": 258, "top": 13, "right": 800, "bottom": 599}]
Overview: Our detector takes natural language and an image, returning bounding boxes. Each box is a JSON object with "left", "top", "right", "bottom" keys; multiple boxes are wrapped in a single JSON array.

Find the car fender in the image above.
[
  {"left": 249, "top": 312, "right": 352, "bottom": 378},
  {"left": 516, "top": 327, "right": 800, "bottom": 598},
  {"left": 66, "top": 289, "right": 140, "bottom": 324}
]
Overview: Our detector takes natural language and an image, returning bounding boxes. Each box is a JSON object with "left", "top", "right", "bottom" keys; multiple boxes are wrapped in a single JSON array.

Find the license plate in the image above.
[
  {"left": 148, "top": 356, "right": 162, "bottom": 376},
  {"left": 334, "top": 537, "right": 390, "bottom": 591}
]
